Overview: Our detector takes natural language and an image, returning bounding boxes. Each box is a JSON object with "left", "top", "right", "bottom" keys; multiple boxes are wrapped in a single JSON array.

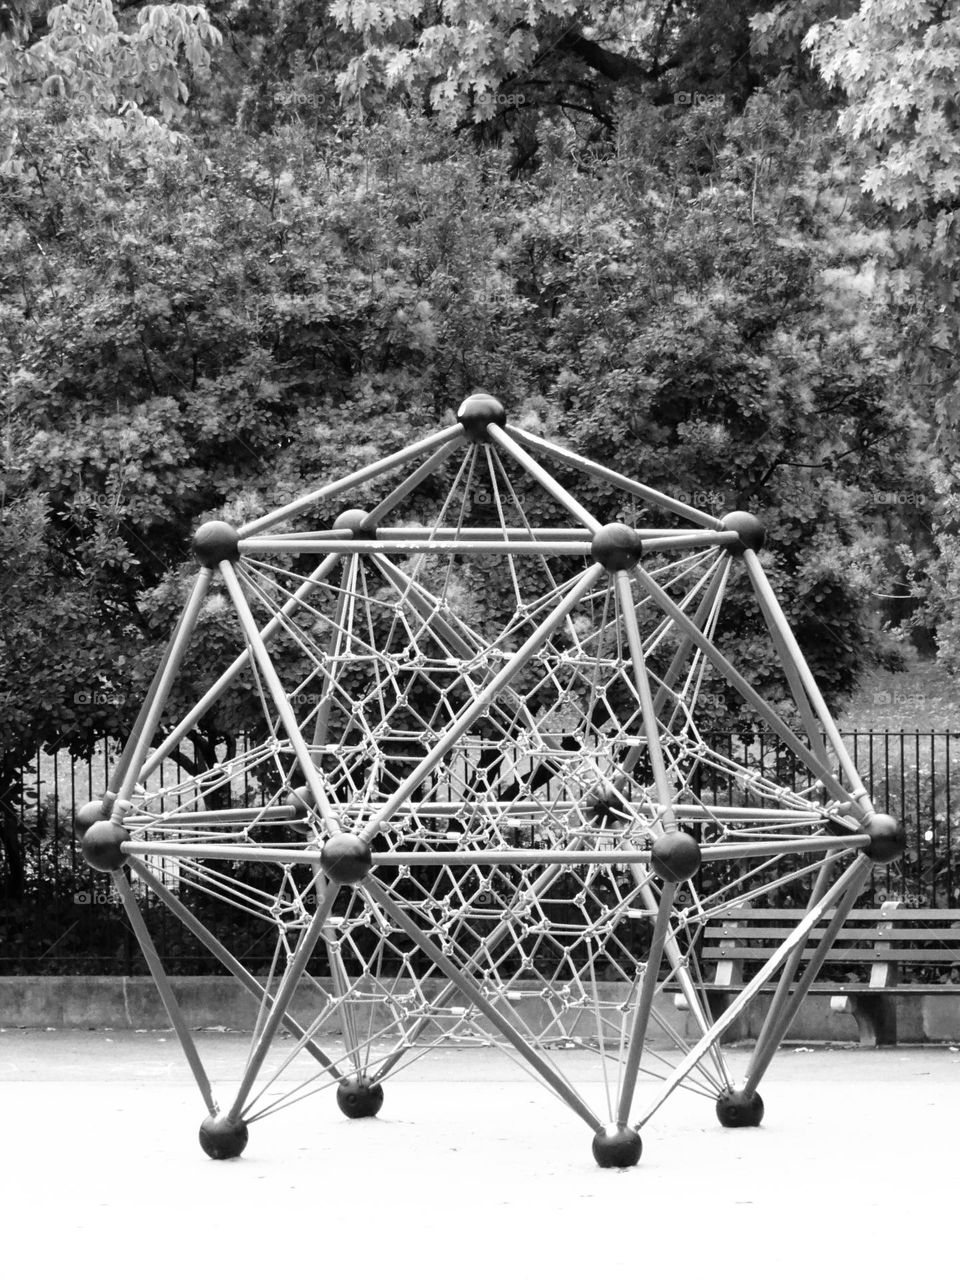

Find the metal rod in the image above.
[
  {"left": 632, "top": 854, "right": 869, "bottom": 1128},
  {"left": 741, "top": 856, "right": 872, "bottom": 1095},
  {"left": 127, "top": 856, "right": 341, "bottom": 1076},
  {"left": 141, "top": 553, "right": 341, "bottom": 780},
  {"left": 501, "top": 423, "right": 724, "bottom": 530},
  {"left": 369, "top": 861, "right": 567, "bottom": 1082},
  {"left": 632, "top": 872, "right": 733, "bottom": 1091},
  {"left": 362, "top": 436, "right": 465, "bottom": 527},
  {"left": 632, "top": 563, "right": 856, "bottom": 809},
  {"left": 616, "top": 880, "right": 677, "bottom": 1124},
  {"left": 650, "top": 558, "right": 730, "bottom": 723},
  {"left": 239, "top": 538, "right": 595, "bottom": 557},
  {"left": 357, "top": 564, "right": 605, "bottom": 844},
  {"left": 117, "top": 840, "right": 653, "bottom": 865},
  {"left": 312, "top": 554, "right": 357, "bottom": 749},
  {"left": 486, "top": 423, "right": 602, "bottom": 533},
  {"left": 698, "top": 835, "right": 871, "bottom": 860},
  {"left": 742, "top": 857, "right": 835, "bottom": 1075},
  {"left": 364, "top": 879, "right": 602, "bottom": 1130},
  {"left": 616, "top": 570, "right": 677, "bottom": 830},
  {"left": 743, "top": 551, "right": 874, "bottom": 815},
  {"left": 226, "top": 881, "right": 337, "bottom": 1121},
  {"left": 220, "top": 560, "right": 340, "bottom": 834},
  {"left": 114, "top": 570, "right": 211, "bottom": 805},
  {"left": 111, "top": 868, "right": 216, "bottom": 1112},
  {"left": 238, "top": 423, "right": 466, "bottom": 536}
]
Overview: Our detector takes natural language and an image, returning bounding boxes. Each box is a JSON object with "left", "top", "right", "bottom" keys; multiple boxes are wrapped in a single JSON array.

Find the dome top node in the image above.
[
  {"left": 193, "top": 520, "right": 240, "bottom": 568},
  {"left": 720, "top": 511, "right": 765, "bottom": 555},
  {"left": 457, "top": 393, "right": 506, "bottom": 442}
]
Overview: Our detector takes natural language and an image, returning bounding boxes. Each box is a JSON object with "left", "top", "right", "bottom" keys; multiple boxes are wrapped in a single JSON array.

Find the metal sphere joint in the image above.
[
  {"left": 720, "top": 511, "right": 765, "bottom": 556},
  {"left": 863, "top": 813, "right": 907, "bottom": 864},
  {"left": 457, "top": 393, "right": 506, "bottom": 442},
  {"left": 321, "top": 833, "right": 372, "bottom": 885},
  {"left": 333, "top": 508, "right": 377, "bottom": 538},
  {"left": 80, "top": 819, "right": 130, "bottom": 872},
  {"left": 193, "top": 520, "right": 240, "bottom": 568},
  {"left": 651, "top": 831, "right": 702, "bottom": 883},
  {"left": 591, "top": 523, "right": 643, "bottom": 572}
]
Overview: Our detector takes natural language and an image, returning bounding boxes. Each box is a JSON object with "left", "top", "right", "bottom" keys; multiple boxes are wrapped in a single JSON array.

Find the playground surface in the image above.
[{"left": 3, "top": 1030, "right": 958, "bottom": 1277}]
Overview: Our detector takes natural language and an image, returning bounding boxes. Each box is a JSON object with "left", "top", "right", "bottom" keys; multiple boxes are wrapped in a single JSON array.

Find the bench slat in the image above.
[
  {"left": 703, "top": 946, "right": 960, "bottom": 963},
  {"left": 705, "top": 908, "right": 960, "bottom": 921},
  {"left": 705, "top": 927, "right": 960, "bottom": 941}
]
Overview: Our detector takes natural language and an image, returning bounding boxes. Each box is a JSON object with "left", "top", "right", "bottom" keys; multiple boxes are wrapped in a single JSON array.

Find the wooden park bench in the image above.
[{"left": 681, "top": 902, "right": 960, "bottom": 1046}]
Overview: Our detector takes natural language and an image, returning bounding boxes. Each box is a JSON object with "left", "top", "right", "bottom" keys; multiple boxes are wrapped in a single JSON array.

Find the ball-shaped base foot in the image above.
[
  {"left": 716, "top": 1089, "right": 764, "bottom": 1128},
  {"left": 336, "top": 1076, "right": 384, "bottom": 1119},
  {"left": 591, "top": 523, "right": 642, "bottom": 572},
  {"left": 651, "top": 831, "right": 702, "bottom": 883},
  {"left": 320, "top": 833, "right": 371, "bottom": 884},
  {"left": 80, "top": 819, "right": 130, "bottom": 872},
  {"left": 592, "top": 1124, "right": 642, "bottom": 1168},
  {"left": 457, "top": 393, "right": 506, "bottom": 441},
  {"left": 863, "top": 813, "right": 907, "bottom": 864},
  {"left": 199, "top": 1114, "right": 249, "bottom": 1160},
  {"left": 193, "top": 520, "right": 240, "bottom": 568}
]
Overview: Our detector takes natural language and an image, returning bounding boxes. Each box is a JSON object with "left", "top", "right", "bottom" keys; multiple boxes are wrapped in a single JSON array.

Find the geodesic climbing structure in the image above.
[{"left": 78, "top": 393, "right": 905, "bottom": 1166}]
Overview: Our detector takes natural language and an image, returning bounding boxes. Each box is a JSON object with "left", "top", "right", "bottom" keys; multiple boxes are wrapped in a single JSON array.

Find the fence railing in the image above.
[{"left": 1, "top": 732, "right": 957, "bottom": 975}]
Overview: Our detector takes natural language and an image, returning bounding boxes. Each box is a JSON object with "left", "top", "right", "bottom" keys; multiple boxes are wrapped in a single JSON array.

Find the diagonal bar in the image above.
[
  {"left": 633, "top": 563, "right": 855, "bottom": 808},
  {"left": 127, "top": 856, "right": 342, "bottom": 1077},
  {"left": 226, "top": 879, "right": 338, "bottom": 1121},
  {"left": 357, "top": 563, "right": 606, "bottom": 844},
  {"left": 221, "top": 560, "right": 340, "bottom": 834},
  {"left": 616, "top": 879, "right": 677, "bottom": 1124},
  {"left": 486, "top": 423, "right": 602, "bottom": 533},
  {"left": 113, "top": 569, "right": 211, "bottom": 807},
  {"left": 632, "top": 853, "right": 869, "bottom": 1129},
  {"left": 501, "top": 422, "right": 724, "bottom": 530},
  {"left": 365, "top": 878, "right": 602, "bottom": 1130},
  {"left": 741, "top": 855, "right": 873, "bottom": 1095},
  {"left": 140, "top": 553, "right": 342, "bottom": 781},
  {"left": 239, "top": 424, "right": 466, "bottom": 536},
  {"left": 111, "top": 867, "right": 216, "bottom": 1113},
  {"left": 742, "top": 550, "right": 873, "bottom": 815},
  {"left": 616, "top": 570, "right": 678, "bottom": 830}
]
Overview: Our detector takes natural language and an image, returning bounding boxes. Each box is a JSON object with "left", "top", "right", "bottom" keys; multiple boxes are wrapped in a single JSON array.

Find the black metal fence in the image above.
[{"left": 1, "top": 732, "right": 957, "bottom": 975}]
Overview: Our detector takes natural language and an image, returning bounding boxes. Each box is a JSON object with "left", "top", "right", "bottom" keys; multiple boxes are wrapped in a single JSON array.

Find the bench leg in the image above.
[{"left": 831, "top": 994, "right": 897, "bottom": 1047}]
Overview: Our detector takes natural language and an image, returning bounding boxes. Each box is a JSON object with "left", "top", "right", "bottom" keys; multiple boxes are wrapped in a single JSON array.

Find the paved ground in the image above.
[{"left": 3, "top": 1030, "right": 958, "bottom": 1277}]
